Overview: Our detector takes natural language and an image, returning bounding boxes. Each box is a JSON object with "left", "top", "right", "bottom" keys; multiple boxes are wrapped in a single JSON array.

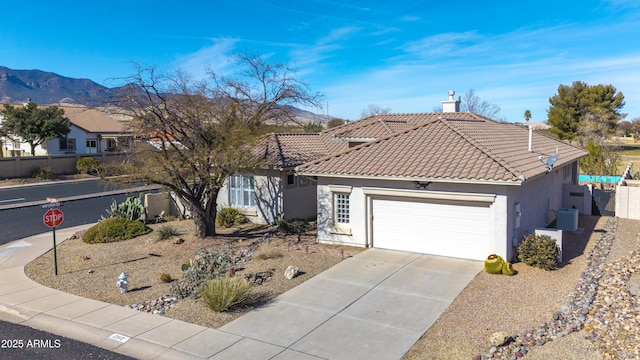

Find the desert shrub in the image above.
[
  {"left": 157, "top": 224, "right": 179, "bottom": 240},
  {"left": 32, "top": 166, "right": 54, "bottom": 180},
  {"left": 170, "top": 245, "right": 235, "bottom": 298},
  {"left": 517, "top": 233, "right": 559, "bottom": 271},
  {"left": 216, "top": 207, "right": 246, "bottom": 228},
  {"left": 103, "top": 194, "right": 145, "bottom": 221},
  {"left": 76, "top": 158, "right": 101, "bottom": 175},
  {"left": 276, "top": 217, "right": 310, "bottom": 236},
  {"left": 201, "top": 276, "right": 256, "bottom": 312},
  {"left": 160, "top": 273, "right": 173, "bottom": 283},
  {"left": 83, "top": 217, "right": 151, "bottom": 244}
]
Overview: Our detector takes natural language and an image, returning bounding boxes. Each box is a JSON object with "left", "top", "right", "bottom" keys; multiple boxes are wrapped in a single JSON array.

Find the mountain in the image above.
[
  {"left": 0, "top": 66, "right": 331, "bottom": 122},
  {"left": 0, "top": 66, "right": 115, "bottom": 105}
]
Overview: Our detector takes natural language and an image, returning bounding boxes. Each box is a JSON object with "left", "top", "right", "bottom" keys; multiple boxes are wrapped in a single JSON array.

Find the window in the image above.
[
  {"left": 229, "top": 174, "right": 255, "bottom": 208},
  {"left": 334, "top": 193, "right": 350, "bottom": 224},
  {"left": 106, "top": 138, "right": 117, "bottom": 151},
  {"left": 286, "top": 174, "right": 296, "bottom": 187},
  {"left": 59, "top": 138, "right": 76, "bottom": 151}
]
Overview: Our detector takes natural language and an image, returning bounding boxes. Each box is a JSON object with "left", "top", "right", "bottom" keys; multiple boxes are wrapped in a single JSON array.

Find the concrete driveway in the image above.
[{"left": 219, "top": 248, "right": 482, "bottom": 360}]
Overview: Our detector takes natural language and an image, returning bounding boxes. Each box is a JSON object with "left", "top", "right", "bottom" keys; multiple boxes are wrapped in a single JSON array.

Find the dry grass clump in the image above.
[{"left": 201, "top": 277, "right": 257, "bottom": 312}]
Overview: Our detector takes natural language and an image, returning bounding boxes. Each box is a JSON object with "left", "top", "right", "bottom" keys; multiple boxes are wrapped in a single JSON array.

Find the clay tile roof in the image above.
[
  {"left": 297, "top": 114, "right": 587, "bottom": 184},
  {"left": 259, "top": 133, "right": 331, "bottom": 169}
]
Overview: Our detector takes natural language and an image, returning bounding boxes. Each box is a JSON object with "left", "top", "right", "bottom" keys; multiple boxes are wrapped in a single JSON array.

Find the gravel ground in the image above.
[
  {"left": 25, "top": 220, "right": 362, "bottom": 329},
  {"left": 403, "top": 215, "right": 610, "bottom": 360}
]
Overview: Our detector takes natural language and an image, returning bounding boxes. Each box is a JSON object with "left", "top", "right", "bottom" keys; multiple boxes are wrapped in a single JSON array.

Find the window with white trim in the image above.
[
  {"left": 229, "top": 174, "right": 255, "bottom": 208},
  {"left": 334, "top": 193, "right": 350, "bottom": 224}
]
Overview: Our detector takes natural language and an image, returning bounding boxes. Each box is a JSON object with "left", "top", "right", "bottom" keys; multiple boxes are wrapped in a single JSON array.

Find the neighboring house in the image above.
[
  {"left": 294, "top": 92, "right": 588, "bottom": 262},
  {"left": 46, "top": 106, "right": 133, "bottom": 154},
  {"left": 0, "top": 104, "right": 132, "bottom": 156}
]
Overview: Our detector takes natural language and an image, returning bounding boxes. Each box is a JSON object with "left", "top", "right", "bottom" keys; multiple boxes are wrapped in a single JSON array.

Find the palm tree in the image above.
[{"left": 524, "top": 109, "right": 531, "bottom": 123}]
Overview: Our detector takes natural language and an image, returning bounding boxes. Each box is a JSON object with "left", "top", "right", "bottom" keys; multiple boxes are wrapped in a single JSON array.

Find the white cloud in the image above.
[
  {"left": 402, "top": 31, "right": 481, "bottom": 57},
  {"left": 173, "top": 38, "right": 239, "bottom": 79}
]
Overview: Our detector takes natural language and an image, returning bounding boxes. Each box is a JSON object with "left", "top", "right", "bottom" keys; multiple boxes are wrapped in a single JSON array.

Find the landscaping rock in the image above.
[
  {"left": 490, "top": 331, "right": 510, "bottom": 346},
  {"left": 284, "top": 265, "right": 299, "bottom": 280}
]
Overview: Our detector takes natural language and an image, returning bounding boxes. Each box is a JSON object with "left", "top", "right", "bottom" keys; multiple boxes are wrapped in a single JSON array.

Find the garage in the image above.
[{"left": 371, "top": 197, "right": 493, "bottom": 261}]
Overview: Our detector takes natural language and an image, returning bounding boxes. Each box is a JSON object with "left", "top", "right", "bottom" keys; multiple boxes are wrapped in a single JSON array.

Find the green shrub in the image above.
[
  {"left": 160, "top": 273, "right": 173, "bottom": 283},
  {"left": 276, "top": 217, "right": 310, "bottom": 235},
  {"left": 517, "top": 233, "right": 559, "bottom": 271},
  {"left": 201, "top": 276, "right": 256, "bottom": 312},
  {"left": 83, "top": 217, "right": 151, "bottom": 244},
  {"left": 216, "top": 207, "right": 246, "bottom": 228},
  {"left": 157, "top": 224, "right": 179, "bottom": 240},
  {"left": 76, "top": 158, "right": 101, "bottom": 175},
  {"left": 103, "top": 195, "right": 145, "bottom": 221},
  {"left": 32, "top": 166, "right": 54, "bottom": 180}
]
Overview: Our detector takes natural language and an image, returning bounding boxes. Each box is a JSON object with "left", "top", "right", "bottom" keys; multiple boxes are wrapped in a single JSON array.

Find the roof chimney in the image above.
[{"left": 441, "top": 90, "right": 460, "bottom": 113}]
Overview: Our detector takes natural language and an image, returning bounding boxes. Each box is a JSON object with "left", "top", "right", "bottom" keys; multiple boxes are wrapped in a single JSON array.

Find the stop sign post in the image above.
[{"left": 43, "top": 207, "right": 64, "bottom": 275}]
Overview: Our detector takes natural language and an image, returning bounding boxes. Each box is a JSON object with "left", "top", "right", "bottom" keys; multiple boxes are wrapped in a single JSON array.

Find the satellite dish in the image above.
[{"left": 545, "top": 155, "right": 558, "bottom": 167}]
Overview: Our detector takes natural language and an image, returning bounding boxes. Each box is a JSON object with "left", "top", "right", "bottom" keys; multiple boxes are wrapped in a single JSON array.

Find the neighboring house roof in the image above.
[
  {"left": 57, "top": 105, "right": 131, "bottom": 135},
  {"left": 297, "top": 114, "right": 587, "bottom": 184}
]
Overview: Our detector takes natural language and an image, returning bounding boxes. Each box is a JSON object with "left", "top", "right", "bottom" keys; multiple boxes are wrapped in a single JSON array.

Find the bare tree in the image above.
[
  {"left": 460, "top": 89, "right": 502, "bottom": 120},
  {"left": 113, "top": 54, "right": 322, "bottom": 237},
  {"left": 360, "top": 104, "right": 391, "bottom": 118}
]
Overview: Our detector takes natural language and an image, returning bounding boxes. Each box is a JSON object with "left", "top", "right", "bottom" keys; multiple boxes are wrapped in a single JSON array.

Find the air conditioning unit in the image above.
[{"left": 557, "top": 208, "right": 578, "bottom": 231}]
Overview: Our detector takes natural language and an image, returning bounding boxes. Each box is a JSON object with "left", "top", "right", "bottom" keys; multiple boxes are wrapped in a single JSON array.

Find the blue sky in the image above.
[{"left": 1, "top": 0, "right": 639, "bottom": 122}]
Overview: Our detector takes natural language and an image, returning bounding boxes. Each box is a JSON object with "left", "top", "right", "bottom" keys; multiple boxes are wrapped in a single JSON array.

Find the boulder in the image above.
[{"left": 284, "top": 265, "right": 299, "bottom": 280}]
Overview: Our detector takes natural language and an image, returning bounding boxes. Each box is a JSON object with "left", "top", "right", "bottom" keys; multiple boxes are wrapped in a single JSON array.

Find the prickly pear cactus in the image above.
[
  {"left": 502, "top": 261, "right": 515, "bottom": 276},
  {"left": 484, "top": 254, "right": 505, "bottom": 274}
]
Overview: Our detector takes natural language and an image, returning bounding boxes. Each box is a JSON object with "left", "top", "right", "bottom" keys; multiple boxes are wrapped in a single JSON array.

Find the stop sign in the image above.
[{"left": 43, "top": 208, "right": 64, "bottom": 228}]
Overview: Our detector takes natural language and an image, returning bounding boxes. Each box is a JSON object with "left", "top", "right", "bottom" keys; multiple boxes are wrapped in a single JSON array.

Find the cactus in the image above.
[
  {"left": 502, "top": 262, "right": 515, "bottom": 276},
  {"left": 103, "top": 194, "right": 146, "bottom": 221},
  {"left": 484, "top": 254, "right": 505, "bottom": 274}
]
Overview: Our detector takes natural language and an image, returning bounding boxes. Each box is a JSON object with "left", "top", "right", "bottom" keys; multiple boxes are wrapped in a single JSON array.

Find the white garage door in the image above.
[{"left": 372, "top": 198, "right": 492, "bottom": 260}]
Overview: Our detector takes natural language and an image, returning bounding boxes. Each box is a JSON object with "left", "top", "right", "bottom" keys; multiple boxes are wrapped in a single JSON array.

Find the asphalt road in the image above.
[
  {"left": 0, "top": 180, "right": 161, "bottom": 244},
  {"left": 0, "top": 321, "right": 136, "bottom": 360},
  {"left": 0, "top": 180, "right": 130, "bottom": 206}
]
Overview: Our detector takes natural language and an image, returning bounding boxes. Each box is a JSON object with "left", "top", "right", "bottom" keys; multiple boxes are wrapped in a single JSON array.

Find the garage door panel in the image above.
[{"left": 372, "top": 198, "right": 491, "bottom": 260}]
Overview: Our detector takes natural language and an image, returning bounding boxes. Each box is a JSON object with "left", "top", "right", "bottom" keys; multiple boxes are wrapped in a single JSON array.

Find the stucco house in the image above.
[
  {"left": 46, "top": 106, "right": 133, "bottom": 155},
  {"left": 215, "top": 133, "right": 330, "bottom": 224},
  {"left": 0, "top": 104, "right": 132, "bottom": 156},
  {"left": 294, "top": 94, "right": 588, "bottom": 262}
]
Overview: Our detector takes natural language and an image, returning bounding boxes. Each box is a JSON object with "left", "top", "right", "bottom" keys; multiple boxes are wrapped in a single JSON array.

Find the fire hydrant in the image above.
[{"left": 116, "top": 272, "right": 129, "bottom": 294}]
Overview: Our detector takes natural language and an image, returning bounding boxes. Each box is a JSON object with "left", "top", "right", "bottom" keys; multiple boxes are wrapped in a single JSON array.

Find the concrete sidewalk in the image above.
[{"left": 0, "top": 227, "right": 482, "bottom": 359}]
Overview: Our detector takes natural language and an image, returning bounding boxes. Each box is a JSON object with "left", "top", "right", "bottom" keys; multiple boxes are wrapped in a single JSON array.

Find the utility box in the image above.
[{"left": 557, "top": 208, "right": 579, "bottom": 231}]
